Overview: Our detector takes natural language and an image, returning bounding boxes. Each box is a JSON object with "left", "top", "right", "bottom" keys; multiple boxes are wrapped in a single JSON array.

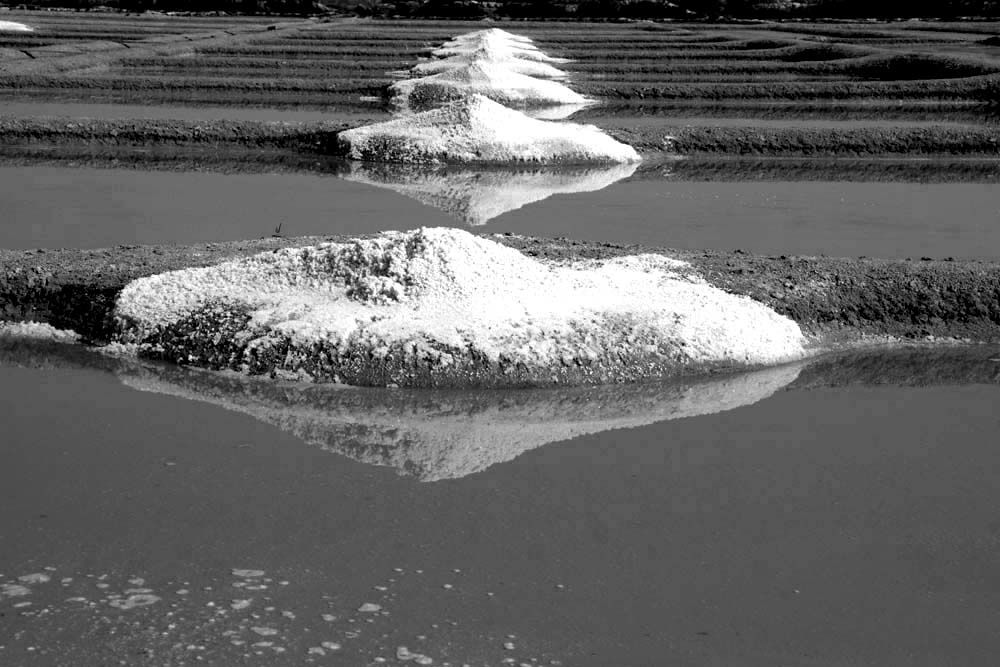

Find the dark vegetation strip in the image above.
[{"left": 613, "top": 125, "right": 1000, "bottom": 156}]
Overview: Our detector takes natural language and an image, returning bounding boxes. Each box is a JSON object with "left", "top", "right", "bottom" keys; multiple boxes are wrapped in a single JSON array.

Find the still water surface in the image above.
[
  {"left": 3, "top": 164, "right": 999, "bottom": 258},
  {"left": 2, "top": 344, "right": 999, "bottom": 665}
]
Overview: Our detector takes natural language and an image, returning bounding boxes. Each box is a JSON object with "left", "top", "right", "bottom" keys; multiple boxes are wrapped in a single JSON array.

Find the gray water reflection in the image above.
[
  {"left": 340, "top": 161, "right": 639, "bottom": 226},
  {"left": 0, "top": 335, "right": 794, "bottom": 481},
  {"left": 5, "top": 336, "right": 1000, "bottom": 483}
]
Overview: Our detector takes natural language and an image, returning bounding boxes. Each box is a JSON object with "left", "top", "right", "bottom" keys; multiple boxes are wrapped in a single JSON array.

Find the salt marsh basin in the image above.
[
  {"left": 5, "top": 10, "right": 1000, "bottom": 665},
  {"left": 2, "top": 343, "right": 1000, "bottom": 665}
]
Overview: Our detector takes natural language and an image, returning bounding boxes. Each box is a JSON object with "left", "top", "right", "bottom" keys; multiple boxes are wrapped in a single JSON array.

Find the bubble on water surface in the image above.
[
  {"left": 231, "top": 569, "right": 266, "bottom": 578},
  {"left": 109, "top": 594, "right": 161, "bottom": 610},
  {"left": 18, "top": 573, "right": 51, "bottom": 584},
  {"left": 358, "top": 602, "right": 382, "bottom": 613}
]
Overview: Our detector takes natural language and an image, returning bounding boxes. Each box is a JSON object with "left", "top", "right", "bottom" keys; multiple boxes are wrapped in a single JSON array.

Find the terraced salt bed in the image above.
[{"left": 114, "top": 227, "right": 806, "bottom": 387}]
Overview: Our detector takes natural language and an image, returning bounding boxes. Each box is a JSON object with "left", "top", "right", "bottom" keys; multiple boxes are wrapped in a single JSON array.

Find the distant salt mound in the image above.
[
  {"left": 0, "top": 20, "right": 33, "bottom": 32},
  {"left": 391, "top": 61, "right": 588, "bottom": 111},
  {"left": 120, "top": 363, "right": 802, "bottom": 481},
  {"left": 343, "top": 162, "right": 638, "bottom": 225},
  {"left": 114, "top": 228, "right": 806, "bottom": 387},
  {"left": 339, "top": 95, "right": 638, "bottom": 164},
  {"left": 433, "top": 30, "right": 568, "bottom": 64},
  {"left": 412, "top": 49, "right": 569, "bottom": 80}
]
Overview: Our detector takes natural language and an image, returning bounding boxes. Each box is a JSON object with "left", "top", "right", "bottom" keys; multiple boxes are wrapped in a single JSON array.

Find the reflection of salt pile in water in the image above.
[
  {"left": 341, "top": 28, "right": 635, "bottom": 164},
  {"left": 114, "top": 227, "right": 806, "bottom": 387},
  {"left": 340, "top": 95, "right": 639, "bottom": 164},
  {"left": 342, "top": 162, "right": 638, "bottom": 226},
  {"left": 0, "top": 21, "right": 33, "bottom": 32},
  {"left": 119, "top": 363, "right": 802, "bottom": 481}
]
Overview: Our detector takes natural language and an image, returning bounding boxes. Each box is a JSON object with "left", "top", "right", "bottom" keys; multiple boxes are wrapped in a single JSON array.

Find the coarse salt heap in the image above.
[
  {"left": 391, "top": 61, "right": 588, "bottom": 111},
  {"left": 433, "top": 29, "right": 568, "bottom": 64},
  {"left": 0, "top": 21, "right": 33, "bottom": 32},
  {"left": 411, "top": 47, "right": 570, "bottom": 80},
  {"left": 339, "top": 95, "right": 639, "bottom": 164},
  {"left": 113, "top": 227, "right": 807, "bottom": 388}
]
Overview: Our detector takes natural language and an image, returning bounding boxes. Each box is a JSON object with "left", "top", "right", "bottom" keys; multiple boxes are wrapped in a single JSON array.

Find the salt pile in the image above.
[
  {"left": 390, "top": 28, "right": 585, "bottom": 111},
  {"left": 113, "top": 227, "right": 806, "bottom": 387},
  {"left": 342, "top": 162, "right": 639, "bottom": 225},
  {"left": 339, "top": 95, "right": 639, "bottom": 164},
  {"left": 392, "top": 61, "right": 588, "bottom": 110},
  {"left": 0, "top": 20, "right": 33, "bottom": 32},
  {"left": 340, "top": 27, "right": 635, "bottom": 164}
]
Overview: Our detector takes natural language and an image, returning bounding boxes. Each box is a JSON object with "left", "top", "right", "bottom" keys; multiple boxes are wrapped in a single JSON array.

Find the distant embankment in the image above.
[
  {"left": 3, "top": 235, "right": 1000, "bottom": 349},
  {"left": 2, "top": 117, "right": 1000, "bottom": 158}
]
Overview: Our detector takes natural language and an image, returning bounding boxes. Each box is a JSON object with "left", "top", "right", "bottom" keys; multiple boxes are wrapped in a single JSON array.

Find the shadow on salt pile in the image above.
[{"left": 340, "top": 161, "right": 639, "bottom": 226}]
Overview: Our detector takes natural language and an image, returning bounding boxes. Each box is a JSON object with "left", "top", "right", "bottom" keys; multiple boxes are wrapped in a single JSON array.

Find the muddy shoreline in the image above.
[
  {"left": 3, "top": 234, "right": 999, "bottom": 353},
  {"left": 3, "top": 117, "right": 1000, "bottom": 159}
]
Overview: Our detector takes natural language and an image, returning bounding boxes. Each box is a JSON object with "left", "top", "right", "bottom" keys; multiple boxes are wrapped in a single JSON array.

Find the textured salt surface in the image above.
[
  {"left": 343, "top": 27, "right": 624, "bottom": 164},
  {"left": 0, "top": 20, "right": 33, "bottom": 32},
  {"left": 391, "top": 62, "right": 588, "bottom": 110},
  {"left": 113, "top": 227, "right": 805, "bottom": 387},
  {"left": 341, "top": 162, "right": 638, "bottom": 225},
  {"left": 339, "top": 95, "right": 639, "bottom": 165},
  {"left": 120, "top": 362, "right": 803, "bottom": 481},
  {"left": 412, "top": 50, "right": 569, "bottom": 80}
]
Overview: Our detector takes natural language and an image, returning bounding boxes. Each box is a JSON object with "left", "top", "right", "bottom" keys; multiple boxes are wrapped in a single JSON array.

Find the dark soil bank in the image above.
[
  {"left": 4, "top": 117, "right": 1000, "bottom": 158},
  {"left": 3, "top": 234, "right": 999, "bottom": 350}
]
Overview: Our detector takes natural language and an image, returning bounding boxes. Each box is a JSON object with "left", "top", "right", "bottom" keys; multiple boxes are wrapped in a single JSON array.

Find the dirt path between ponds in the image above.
[{"left": 2, "top": 234, "right": 999, "bottom": 351}]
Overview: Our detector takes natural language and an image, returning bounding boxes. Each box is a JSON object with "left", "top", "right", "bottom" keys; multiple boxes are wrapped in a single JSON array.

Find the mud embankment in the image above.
[{"left": 2, "top": 117, "right": 999, "bottom": 160}]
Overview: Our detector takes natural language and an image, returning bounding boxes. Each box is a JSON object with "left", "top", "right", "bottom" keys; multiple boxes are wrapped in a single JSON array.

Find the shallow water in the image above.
[
  {"left": 2, "top": 343, "right": 1000, "bottom": 665},
  {"left": 3, "top": 163, "right": 999, "bottom": 259}
]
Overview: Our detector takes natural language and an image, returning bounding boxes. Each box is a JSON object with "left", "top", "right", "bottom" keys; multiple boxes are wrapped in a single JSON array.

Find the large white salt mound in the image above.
[
  {"left": 114, "top": 228, "right": 806, "bottom": 386},
  {"left": 0, "top": 20, "right": 33, "bottom": 32},
  {"left": 391, "top": 61, "right": 589, "bottom": 111},
  {"left": 342, "top": 162, "right": 638, "bottom": 225},
  {"left": 339, "top": 95, "right": 638, "bottom": 164},
  {"left": 121, "top": 363, "right": 802, "bottom": 481}
]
